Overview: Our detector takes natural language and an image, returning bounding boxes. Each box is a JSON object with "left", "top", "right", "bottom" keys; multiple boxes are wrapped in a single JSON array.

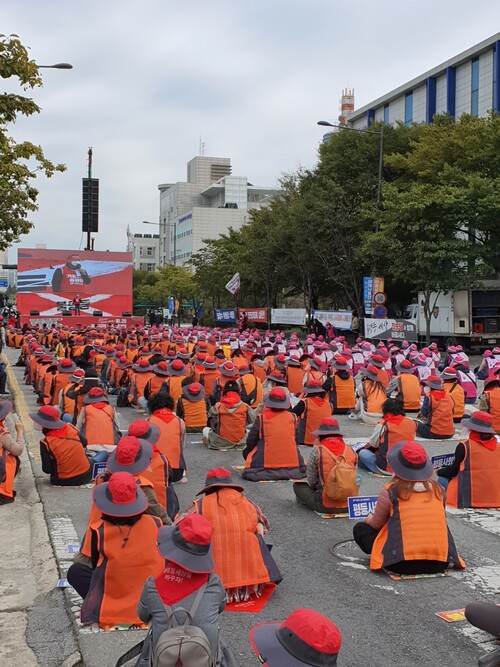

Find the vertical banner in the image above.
[
  {"left": 363, "top": 277, "right": 373, "bottom": 315},
  {"left": 225, "top": 272, "right": 241, "bottom": 295}
]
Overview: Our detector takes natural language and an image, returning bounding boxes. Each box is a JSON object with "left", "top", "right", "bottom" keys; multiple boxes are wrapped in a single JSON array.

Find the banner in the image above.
[
  {"left": 271, "top": 308, "right": 307, "bottom": 326},
  {"left": 363, "top": 277, "right": 373, "bottom": 315},
  {"left": 225, "top": 272, "right": 240, "bottom": 295},
  {"left": 312, "top": 310, "right": 352, "bottom": 330},
  {"left": 348, "top": 496, "right": 378, "bottom": 519},
  {"left": 364, "top": 318, "right": 418, "bottom": 341},
  {"left": 431, "top": 454, "right": 455, "bottom": 469},
  {"left": 215, "top": 308, "right": 237, "bottom": 323},
  {"left": 238, "top": 307, "right": 267, "bottom": 324},
  {"left": 17, "top": 248, "right": 132, "bottom": 319}
]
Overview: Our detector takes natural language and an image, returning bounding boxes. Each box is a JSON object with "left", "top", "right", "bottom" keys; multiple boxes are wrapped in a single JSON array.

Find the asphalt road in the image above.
[{"left": 9, "top": 348, "right": 500, "bottom": 667}]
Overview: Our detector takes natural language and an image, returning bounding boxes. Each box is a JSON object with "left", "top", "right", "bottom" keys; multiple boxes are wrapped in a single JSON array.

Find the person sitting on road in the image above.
[
  {"left": 133, "top": 515, "right": 237, "bottom": 667},
  {"left": 0, "top": 400, "right": 24, "bottom": 504},
  {"left": 437, "top": 412, "right": 500, "bottom": 508},
  {"left": 238, "top": 363, "right": 264, "bottom": 410},
  {"left": 350, "top": 366, "right": 387, "bottom": 425},
  {"left": 441, "top": 367, "right": 466, "bottom": 422},
  {"left": 67, "top": 472, "right": 164, "bottom": 628},
  {"left": 148, "top": 391, "right": 187, "bottom": 483},
  {"left": 353, "top": 441, "right": 465, "bottom": 575},
  {"left": 358, "top": 398, "right": 417, "bottom": 475},
  {"left": 203, "top": 381, "right": 255, "bottom": 451},
  {"left": 129, "top": 358, "right": 154, "bottom": 406},
  {"left": 242, "top": 387, "right": 306, "bottom": 482},
  {"left": 175, "top": 382, "right": 210, "bottom": 432},
  {"left": 386, "top": 359, "right": 421, "bottom": 413},
  {"left": 328, "top": 355, "right": 356, "bottom": 414},
  {"left": 31, "top": 406, "right": 91, "bottom": 486},
  {"left": 293, "top": 417, "right": 357, "bottom": 513},
  {"left": 58, "top": 367, "right": 85, "bottom": 424},
  {"left": 138, "top": 360, "right": 169, "bottom": 411},
  {"left": 76, "top": 387, "right": 120, "bottom": 463},
  {"left": 478, "top": 371, "right": 500, "bottom": 433},
  {"left": 250, "top": 608, "right": 342, "bottom": 667},
  {"left": 464, "top": 602, "right": 500, "bottom": 667},
  {"left": 293, "top": 380, "right": 333, "bottom": 446},
  {"left": 188, "top": 468, "right": 282, "bottom": 602},
  {"left": 416, "top": 376, "right": 455, "bottom": 439}
]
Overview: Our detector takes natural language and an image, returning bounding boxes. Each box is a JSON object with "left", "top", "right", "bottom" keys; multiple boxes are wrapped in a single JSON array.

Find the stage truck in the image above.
[
  {"left": 404, "top": 280, "right": 500, "bottom": 350},
  {"left": 16, "top": 248, "right": 143, "bottom": 328}
]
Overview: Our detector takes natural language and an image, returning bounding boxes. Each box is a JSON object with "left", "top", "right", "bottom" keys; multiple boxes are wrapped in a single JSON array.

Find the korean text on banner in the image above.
[
  {"left": 348, "top": 495, "right": 378, "bottom": 519},
  {"left": 363, "top": 277, "right": 373, "bottom": 315},
  {"left": 364, "top": 318, "right": 418, "bottom": 342},
  {"left": 270, "top": 308, "right": 307, "bottom": 326},
  {"left": 215, "top": 308, "right": 237, "bottom": 323},
  {"left": 312, "top": 310, "right": 352, "bottom": 330},
  {"left": 238, "top": 308, "right": 267, "bottom": 324},
  {"left": 225, "top": 272, "right": 241, "bottom": 295},
  {"left": 431, "top": 454, "right": 455, "bottom": 470}
]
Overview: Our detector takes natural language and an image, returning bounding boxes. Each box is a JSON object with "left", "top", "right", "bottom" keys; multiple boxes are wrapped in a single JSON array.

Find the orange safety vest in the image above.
[
  {"left": 296, "top": 396, "right": 332, "bottom": 446},
  {"left": 240, "top": 374, "right": 263, "bottom": 409},
  {"left": 194, "top": 490, "right": 279, "bottom": 589},
  {"left": 125, "top": 348, "right": 137, "bottom": 362},
  {"left": 94, "top": 353, "right": 107, "bottom": 372},
  {"left": 40, "top": 371, "right": 55, "bottom": 406},
  {"left": 214, "top": 401, "right": 249, "bottom": 444},
  {"left": 428, "top": 392, "right": 455, "bottom": 437},
  {"left": 317, "top": 443, "right": 357, "bottom": 509},
  {"left": 364, "top": 381, "right": 386, "bottom": 414},
  {"left": 41, "top": 424, "right": 91, "bottom": 480},
  {"left": 447, "top": 439, "right": 500, "bottom": 508},
  {"left": 378, "top": 369, "right": 390, "bottom": 389},
  {"left": 397, "top": 374, "right": 421, "bottom": 411},
  {"left": 80, "top": 515, "right": 163, "bottom": 627},
  {"left": 485, "top": 388, "right": 500, "bottom": 432},
  {"left": 232, "top": 356, "right": 249, "bottom": 371},
  {"left": 149, "top": 411, "right": 185, "bottom": 470},
  {"left": 81, "top": 404, "right": 118, "bottom": 446},
  {"left": 60, "top": 382, "right": 79, "bottom": 421},
  {"left": 51, "top": 372, "right": 72, "bottom": 406},
  {"left": 375, "top": 417, "right": 417, "bottom": 472},
  {"left": 286, "top": 366, "right": 305, "bottom": 395},
  {"left": 252, "top": 361, "right": 267, "bottom": 384},
  {"left": 131, "top": 371, "right": 154, "bottom": 402},
  {"left": 141, "top": 449, "right": 170, "bottom": 510},
  {"left": 180, "top": 397, "right": 208, "bottom": 429},
  {"left": 0, "top": 445, "right": 19, "bottom": 500},
  {"left": 145, "top": 374, "right": 166, "bottom": 399},
  {"left": 14, "top": 333, "right": 23, "bottom": 348},
  {"left": 245, "top": 411, "right": 303, "bottom": 471},
  {"left": 444, "top": 382, "right": 465, "bottom": 420},
  {"left": 330, "top": 375, "right": 356, "bottom": 411},
  {"left": 200, "top": 369, "right": 220, "bottom": 396},
  {"left": 165, "top": 376, "right": 185, "bottom": 405},
  {"left": 370, "top": 483, "right": 464, "bottom": 571}
]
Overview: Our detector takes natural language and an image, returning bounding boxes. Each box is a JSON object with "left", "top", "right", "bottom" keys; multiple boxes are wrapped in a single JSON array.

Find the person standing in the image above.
[{"left": 73, "top": 294, "right": 82, "bottom": 316}]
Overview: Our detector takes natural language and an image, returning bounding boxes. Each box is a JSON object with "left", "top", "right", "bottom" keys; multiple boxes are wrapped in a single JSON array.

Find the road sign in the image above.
[
  {"left": 0, "top": 280, "right": 8, "bottom": 288},
  {"left": 373, "top": 291, "right": 387, "bottom": 305},
  {"left": 373, "top": 305, "right": 388, "bottom": 319}
]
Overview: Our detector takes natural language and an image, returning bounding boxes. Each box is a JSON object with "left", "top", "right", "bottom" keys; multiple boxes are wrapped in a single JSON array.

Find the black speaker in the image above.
[
  {"left": 62, "top": 310, "right": 71, "bottom": 316},
  {"left": 29, "top": 310, "right": 40, "bottom": 316},
  {"left": 92, "top": 310, "right": 103, "bottom": 317},
  {"left": 122, "top": 311, "right": 132, "bottom": 317}
]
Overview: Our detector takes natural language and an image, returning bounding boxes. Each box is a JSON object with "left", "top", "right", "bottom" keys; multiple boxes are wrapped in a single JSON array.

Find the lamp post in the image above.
[
  {"left": 143, "top": 219, "right": 178, "bottom": 267},
  {"left": 38, "top": 63, "right": 73, "bottom": 70},
  {"left": 317, "top": 120, "right": 384, "bottom": 205}
]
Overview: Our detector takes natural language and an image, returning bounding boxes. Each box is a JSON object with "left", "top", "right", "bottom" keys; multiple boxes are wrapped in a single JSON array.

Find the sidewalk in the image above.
[{"left": 0, "top": 351, "right": 82, "bottom": 667}]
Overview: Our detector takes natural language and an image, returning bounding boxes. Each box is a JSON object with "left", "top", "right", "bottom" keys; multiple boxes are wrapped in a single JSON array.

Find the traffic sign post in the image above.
[
  {"left": 373, "top": 305, "right": 388, "bottom": 319},
  {"left": 0, "top": 279, "right": 9, "bottom": 288},
  {"left": 373, "top": 291, "right": 387, "bottom": 305}
]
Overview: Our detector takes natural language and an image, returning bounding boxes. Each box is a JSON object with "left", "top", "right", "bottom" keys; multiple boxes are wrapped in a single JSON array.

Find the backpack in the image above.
[
  {"left": 116, "top": 386, "right": 130, "bottom": 407},
  {"left": 323, "top": 448, "right": 359, "bottom": 502},
  {"left": 153, "top": 583, "right": 215, "bottom": 667}
]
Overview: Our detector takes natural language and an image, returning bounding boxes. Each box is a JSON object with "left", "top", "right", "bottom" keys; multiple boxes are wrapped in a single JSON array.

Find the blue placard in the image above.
[
  {"left": 67, "top": 544, "right": 81, "bottom": 553},
  {"left": 0, "top": 280, "right": 8, "bottom": 288},
  {"left": 431, "top": 454, "right": 455, "bottom": 469},
  {"left": 92, "top": 462, "right": 107, "bottom": 479},
  {"left": 348, "top": 495, "right": 378, "bottom": 519},
  {"left": 214, "top": 308, "right": 237, "bottom": 323}
]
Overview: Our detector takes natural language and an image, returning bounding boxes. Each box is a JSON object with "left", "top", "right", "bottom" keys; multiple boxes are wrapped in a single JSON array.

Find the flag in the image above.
[{"left": 225, "top": 272, "right": 240, "bottom": 295}]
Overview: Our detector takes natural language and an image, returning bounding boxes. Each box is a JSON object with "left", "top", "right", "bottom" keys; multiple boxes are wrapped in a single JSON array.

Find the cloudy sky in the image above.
[{"left": 4, "top": 1, "right": 500, "bottom": 260}]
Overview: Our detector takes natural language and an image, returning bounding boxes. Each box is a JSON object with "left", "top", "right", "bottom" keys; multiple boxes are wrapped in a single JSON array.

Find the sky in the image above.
[{"left": 3, "top": 0, "right": 500, "bottom": 261}]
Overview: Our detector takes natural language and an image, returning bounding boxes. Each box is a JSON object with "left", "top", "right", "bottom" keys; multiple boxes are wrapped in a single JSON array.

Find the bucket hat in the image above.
[
  {"left": 250, "top": 608, "right": 342, "bottom": 667},
  {"left": 461, "top": 411, "right": 496, "bottom": 435},
  {"left": 312, "top": 417, "right": 344, "bottom": 437},
  {"left": 153, "top": 361, "right": 170, "bottom": 376},
  {"left": 331, "top": 356, "right": 350, "bottom": 371},
  {"left": 83, "top": 387, "right": 109, "bottom": 404},
  {"left": 397, "top": 359, "right": 414, "bottom": 374},
  {"left": 70, "top": 368, "right": 85, "bottom": 383},
  {"left": 156, "top": 514, "right": 215, "bottom": 574},
  {"left": 57, "top": 358, "right": 77, "bottom": 373},
  {"left": 441, "top": 367, "right": 457, "bottom": 380},
  {"left": 116, "top": 356, "right": 132, "bottom": 369},
  {"left": 286, "top": 355, "right": 302, "bottom": 368},
  {"left": 220, "top": 361, "right": 238, "bottom": 378},
  {"left": 168, "top": 359, "right": 186, "bottom": 377},
  {"left": 303, "top": 380, "right": 325, "bottom": 395},
  {"left": 238, "top": 364, "right": 252, "bottom": 376},
  {"left": 387, "top": 441, "right": 434, "bottom": 482},
  {"left": 197, "top": 467, "right": 244, "bottom": 496},
  {"left": 203, "top": 356, "right": 218, "bottom": 370},
  {"left": 182, "top": 382, "right": 206, "bottom": 402},
  {"left": 133, "top": 358, "right": 152, "bottom": 373},
  {"left": 264, "top": 387, "right": 291, "bottom": 410},
  {"left": 424, "top": 376, "right": 444, "bottom": 390},
  {"left": 107, "top": 436, "right": 153, "bottom": 475},
  {"left": 413, "top": 354, "right": 428, "bottom": 367},
  {"left": 30, "top": 405, "right": 65, "bottom": 429},
  {"left": 361, "top": 366, "right": 379, "bottom": 382},
  {"left": 93, "top": 471, "right": 148, "bottom": 517},
  {"left": 128, "top": 419, "right": 160, "bottom": 445},
  {"left": 266, "top": 371, "right": 287, "bottom": 385}
]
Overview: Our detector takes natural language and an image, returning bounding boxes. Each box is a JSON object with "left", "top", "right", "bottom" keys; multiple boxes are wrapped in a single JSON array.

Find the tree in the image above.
[{"left": 0, "top": 34, "right": 66, "bottom": 248}]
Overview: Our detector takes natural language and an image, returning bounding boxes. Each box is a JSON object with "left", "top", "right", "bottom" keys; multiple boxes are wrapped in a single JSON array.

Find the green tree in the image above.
[{"left": 0, "top": 34, "right": 66, "bottom": 247}]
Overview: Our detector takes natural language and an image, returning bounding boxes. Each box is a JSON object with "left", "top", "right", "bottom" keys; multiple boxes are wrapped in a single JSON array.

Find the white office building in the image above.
[
  {"left": 126, "top": 230, "right": 160, "bottom": 271},
  {"left": 346, "top": 33, "right": 500, "bottom": 129},
  {"left": 158, "top": 156, "right": 279, "bottom": 267}
]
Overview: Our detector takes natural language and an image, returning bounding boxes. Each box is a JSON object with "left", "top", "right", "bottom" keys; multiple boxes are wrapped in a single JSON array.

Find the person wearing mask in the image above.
[
  {"left": 437, "top": 412, "right": 500, "bottom": 508},
  {"left": 416, "top": 376, "right": 455, "bottom": 439},
  {"left": 349, "top": 366, "right": 387, "bottom": 425},
  {"left": 0, "top": 401, "right": 24, "bottom": 504},
  {"left": 353, "top": 441, "right": 465, "bottom": 574},
  {"left": 175, "top": 382, "right": 210, "bottom": 432},
  {"left": 293, "top": 417, "right": 358, "bottom": 513},
  {"left": 386, "top": 359, "right": 421, "bottom": 413},
  {"left": 189, "top": 468, "right": 282, "bottom": 602},
  {"left": 148, "top": 391, "right": 186, "bottom": 483},
  {"left": 243, "top": 387, "right": 306, "bottom": 481},
  {"left": 133, "top": 515, "right": 237, "bottom": 667},
  {"left": 358, "top": 398, "right": 417, "bottom": 475},
  {"left": 203, "top": 381, "right": 255, "bottom": 451},
  {"left": 76, "top": 387, "right": 120, "bottom": 463}
]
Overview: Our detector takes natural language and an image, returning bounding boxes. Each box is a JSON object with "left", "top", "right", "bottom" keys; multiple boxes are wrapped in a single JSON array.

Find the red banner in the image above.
[
  {"left": 238, "top": 307, "right": 268, "bottom": 324},
  {"left": 17, "top": 248, "right": 133, "bottom": 320}
]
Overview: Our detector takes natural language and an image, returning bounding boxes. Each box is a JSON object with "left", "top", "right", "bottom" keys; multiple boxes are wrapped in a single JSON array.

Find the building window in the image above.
[
  {"left": 471, "top": 57, "right": 479, "bottom": 117},
  {"left": 146, "top": 247, "right": 153, "bottom": 256},
  {"left": 405, "top": 92, "right": 413, "bottom": 127},
  {"left": 383, "top": 104, "right": 389, "bottom": 124}
]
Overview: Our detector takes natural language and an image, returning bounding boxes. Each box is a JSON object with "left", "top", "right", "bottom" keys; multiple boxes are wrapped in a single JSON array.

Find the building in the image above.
[
  {"left": 158, "top": 156, "right": 280, "bottom": 267},
  {"left": 347, "top": 33, "right": 500, "bottom": 129},
  {"left": 126, "top": 229, "right": 160, "bottom": 271}
]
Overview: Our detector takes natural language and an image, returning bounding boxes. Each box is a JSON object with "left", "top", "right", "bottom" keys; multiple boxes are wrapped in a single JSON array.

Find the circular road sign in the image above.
[
  {"left": 373, "top": 305, "right": 388, "bottom": 319},
  {"left": 373, "top": 291, "right": 387, "bottom": 305}
]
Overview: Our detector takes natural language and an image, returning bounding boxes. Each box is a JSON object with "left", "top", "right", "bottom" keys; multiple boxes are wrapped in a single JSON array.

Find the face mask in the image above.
[{"left": 424, "top": 386, "right": 431, "bottom": 395}]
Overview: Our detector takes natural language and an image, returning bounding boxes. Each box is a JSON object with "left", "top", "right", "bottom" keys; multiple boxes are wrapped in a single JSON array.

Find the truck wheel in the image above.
[{"left": 444, "top": 336, "right": 456, "bottom": 349}]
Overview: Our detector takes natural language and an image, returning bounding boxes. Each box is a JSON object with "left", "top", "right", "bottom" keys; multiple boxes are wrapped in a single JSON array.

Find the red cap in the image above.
[
  {"left": 89, "top": 387, "right": 105, "bottom": 397},
  {"left": 60, "top": 358, "right": 73, "bottom": 368},
  {"left": 269, "top": 387, "right": 286, "bottom": 400},
  {"left": 188, "top": 382, "right": 202, "bottom": 395},
  {"left": 39, "top": 406, "right": 60, "bottom": 421},
  {"left": 281, "top": 608, "right": 342, "bottom": 654},
  {"left": 171, "top": 359, "right": 184, "bottom": 371},
  {"left": 137, "top": 358, "right": 150, "bottom": 367},
  {"left": 178, "top": 514, "right": 212, "bottom": 547},
  {"left": 114, "top": 436, "right": 141, "bottom": 466},
  {"left": 107, "top": 472, "right": 139, "bottom": 505},
  {"left": 400, "top": 359, "right": 412, "bottom": 369},
  {"left": 400, "top": 441, "right": 427, "bottom": 467}
]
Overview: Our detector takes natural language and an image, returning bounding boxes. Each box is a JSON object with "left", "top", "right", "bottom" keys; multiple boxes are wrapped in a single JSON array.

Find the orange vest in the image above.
[
  {"left": 40, "top": 371, "right": 55, "bottom": 405},
  {"left": 195, "top": 490, "right": 278, "bottom": 589},
  {"left": 364, "top": 381, "right": 386, "bottom": 414},
  {"left": 149, "top": 411, "right": 185, "bottom": 469},
  {"left": 317, "top": 443, "right": 357, "bottom": 509},
  {"left": 80, "top": 515, "right": 163, "bottom": 627},
  {"left": 428, "top": 392, "right": 455, "bottom": 437},
  {"left": 82, "top": 404, "right": 118, "bottom": 446},
  {"left": 125, "top": 348, "right": 137, "bottom": 362},
  {"left": 296, "top": 396, "right": 332, "bottom": 445},
  {"left": 94, "top": 353, "right": 106, "bottom": 371},
  {"left": 485, "top": 388, "right": 500, "bottom": 432},
  {"left": 131, "top": 371, "right": 154, "bottom": 402},
  {"left": 444, "top": 382, "right": 465, "bottom": 420},
  {"left": 370, "top": 483, "right": 464, "bottom": 571},
  {"left": 41, "top": 424, "right": 91, "bottom": 480},
  {"left": 286, "top": 366, "right": 305, "bottom": 395},
  {"left": 60, "top": 382, "right": 79, "bottom": 421},
  {"left": 375, "top": 417, "right": 417, "bottom": 472},
  {"left": 252, "top": 361, "right": 267, "bottom": 384},
  {"left": 240, "top": 374, "right": 263, "bottom": 409},
  {"left": 245, "top": 411, "right": 303, "bottom": 470},
  {"left": 200, "top": 369, "right": 220, "bottom": 396},
  {"left": 180, "top": 397, "right": 208, "bottom": 429},
  {"left": 398, "top": 374, "right": 421, "bottom": 411},
  {"left": 165, "top": 376, "right": 184, "bottom": 405},
  {"left": 0, "top": 446, "right": 18, "bottom": 499},
  {"left": 447, "top": 439, "right": 500, "bottom": 508},
  {"left": 14, "top": 333, "right": 23, "bottom": 348},
  {"left": 141, "top": 449, "right": 170, "bottom": 510},
  {"left": 51, "top": 372, "right": 71, "bottom": 406},
  {"left": 232, "top": 356, "right": 248, "bottom": 371},
  {"left": 146, "top": 374, "right": 166, "bottom": 399},
  {"left": 215, "top": 401, "right": 249, "bottom": 444},
  {"left": 378, "top": 369, "right": 390, "bottom": 389},
  {"left": 330, "top": 375, "right": 356, "bottom": 410}
]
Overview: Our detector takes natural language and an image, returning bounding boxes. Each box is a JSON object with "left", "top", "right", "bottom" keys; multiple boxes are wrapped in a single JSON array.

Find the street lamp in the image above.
[
  {"left": 38, "top": 63, "right": 73, "bottom": 69},
  {"left": 143, "top": 219, "right": 178, "bottom": 267},
  {"left": 317, "top": 120, "right": 384, "bottom": 205}
]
